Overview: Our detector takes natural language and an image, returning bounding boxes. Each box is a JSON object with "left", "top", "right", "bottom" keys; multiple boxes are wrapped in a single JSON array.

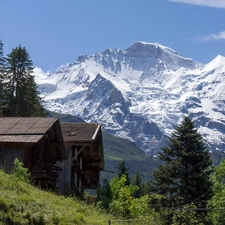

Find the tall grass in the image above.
[{"left": 0, "top": 170, "right": 121, "bottom": 225}]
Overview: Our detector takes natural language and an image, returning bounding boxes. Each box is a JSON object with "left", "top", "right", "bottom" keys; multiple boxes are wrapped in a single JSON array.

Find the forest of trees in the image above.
[
  {"left": 0, "top": 39, "right": 44, "bottom": 117},
  {"left": 98, "top": 117, "right": 225, "bottom": 225}
]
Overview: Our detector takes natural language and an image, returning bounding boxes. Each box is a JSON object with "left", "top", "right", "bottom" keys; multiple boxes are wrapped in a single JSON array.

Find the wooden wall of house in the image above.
[
  {"left": 0, "top": 145, "right": 26, "bottom": 172},
  {"left": 56, "top": 146, "right": 72, "bottom": 194},
  {"left": 83, "top": 170, "right": 99, "bottom": 189}
]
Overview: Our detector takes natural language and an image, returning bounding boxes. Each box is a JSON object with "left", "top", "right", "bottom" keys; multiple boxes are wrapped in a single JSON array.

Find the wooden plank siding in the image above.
[
  {"left": 0, "top": 117, "right": 66, "bottom": 189},
  {"left": 57, "top": 146, "right": 72, "bottom": 194},
  {"left": 0, "top": 145, "right": 25, "bottom": 172},
  {"left": 0, "top": 118, "right": 104, "bottom": 196},
  {"left": 57, "top": 123, "right": 104, "bottom": 196}
]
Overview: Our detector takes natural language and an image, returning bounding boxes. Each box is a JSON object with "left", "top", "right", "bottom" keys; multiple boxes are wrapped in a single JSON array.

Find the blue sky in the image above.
[{"left": 0, "top": 0, "right": 225, "bottom": 71}]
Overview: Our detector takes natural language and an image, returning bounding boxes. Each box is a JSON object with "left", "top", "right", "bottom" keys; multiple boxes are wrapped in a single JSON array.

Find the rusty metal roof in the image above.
[
  {"left": 0, "top": 135, "right": 43, "bottom": 143},
  {"left": 0, "top": 117, "right": 58, "bottom": 135},
  {"left": 0, "top": 117, "right": 66, "bottom": 160},
  {"left": 60, "top": 123, "right": 101, "bottom": 143}
]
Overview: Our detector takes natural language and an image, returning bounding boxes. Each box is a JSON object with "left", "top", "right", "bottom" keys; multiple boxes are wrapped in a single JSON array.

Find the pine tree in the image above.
[
  {"left": 150, "top": 117, "right": 213, "bottom": 223},
  {"left": 117, "top": 161, "right": 130, "bottom": 185},
  {"left": 97, "top": 179, "right": 112, "bottom": 210},
  {"left": 4, "top": 45, "right": 45, "bottom": 117},
  {"left": 0, "top": 40, "right": 4, "bottom": 74},
  {"left": 0, "top": 40, "right": 6, "bottom": 113},
  {"left": 132, "top": 172, "right": 144, "bottom": 198}
]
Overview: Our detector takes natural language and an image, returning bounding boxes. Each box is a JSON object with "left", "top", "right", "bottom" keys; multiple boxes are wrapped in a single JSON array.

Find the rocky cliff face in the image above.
[{"left": 34, "top": 42, "right": 225, "bottom": 155}]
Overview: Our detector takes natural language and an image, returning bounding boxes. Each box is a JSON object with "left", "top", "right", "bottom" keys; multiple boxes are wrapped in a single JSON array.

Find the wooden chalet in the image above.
[
  {"left": 0, "top": 117, "right": 66, "bottom": 188},
  {"left": 57, "top": 123, "right": 104, "bottom": 196}
]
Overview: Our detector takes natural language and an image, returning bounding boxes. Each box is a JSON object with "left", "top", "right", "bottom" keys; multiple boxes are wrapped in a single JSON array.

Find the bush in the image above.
[
  {"left": 11, "top": 158, "right": 30, "bottom": 183},
  {"left": 171, "top": 203, "right": 204, "bottom": 225}
]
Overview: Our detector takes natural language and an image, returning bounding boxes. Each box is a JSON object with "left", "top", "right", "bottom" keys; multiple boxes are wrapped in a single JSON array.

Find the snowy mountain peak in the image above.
[
  {"left": 123, "top": 41, "right": 197, "bottom": 72},
  {"left": 35, "top": 42, "right": 225, "bottom": 155},
  {"left": 130, "top": 41, "right": 179, "bottom": 56},
  {"left": 205, "top": 54, "right": 225, "bottom": 70}
]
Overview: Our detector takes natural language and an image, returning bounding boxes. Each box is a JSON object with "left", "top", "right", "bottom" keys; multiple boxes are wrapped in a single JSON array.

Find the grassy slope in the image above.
[{"left": 0, "top": 170, "right": 121, "bottom": 225}]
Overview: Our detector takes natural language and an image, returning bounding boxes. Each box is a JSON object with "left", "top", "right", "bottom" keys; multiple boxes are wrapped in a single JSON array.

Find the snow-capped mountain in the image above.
[{"left": 34, "top": 41, "right": 225, "bottom": 155}]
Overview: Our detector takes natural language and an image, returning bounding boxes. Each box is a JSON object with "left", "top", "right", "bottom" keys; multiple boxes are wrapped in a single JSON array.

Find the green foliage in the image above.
[
  {"left": 4, "top": 44, "right": 45, "bottom": 116},
  {"left": 131, "top": 194, "right": 151, "bottom": 217},
  {"left": 109, "top": 185, "right": 135, "bottom": 218},
  {"left": 99, "top": 175, "right": 145, "bottom": 218},
  {"left": 11, "top": 158, "right": 30, "bottom": 183},
  {"left": 0, "top": 40, "right": 4, "bottom": 75},
  {"left": 107, "top": 175, "right": 150, "bottom": 219},
  {"left": 132, "top": 172, "right": 144, "bottom": 198},
  {"left": 0, "top": 40, "right": 6, "bottom": 112},
  {"left": 150, "top": 117, "right": 213, "bottom": 223},
  {"left": 207, "top": 159, "right": 225, "bottom": 224},
  {"left": 97, "top": 179, "right": 112, "bottom": 209},
  {"left": 117, "top": 161, "right": 130, "bottom": 185},
  {"left": 109, "top": 175, "right": 129, "bottom": 201},
  {"left": 171, "top": 203, "right": 204, "bottom": 225}
]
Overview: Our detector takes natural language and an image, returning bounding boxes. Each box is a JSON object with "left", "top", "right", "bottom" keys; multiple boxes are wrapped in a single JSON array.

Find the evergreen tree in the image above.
[
  {"left": 0, "top": 40, "right": 4, "bottom": 74},
  {"left": 4, "top": 45, "right": 45, "bottom": 116},
  {"left": 117, "top": 161, "right": 130, "bottom": 185},
  {"left": 132, "top": 172, "right": 144, "bottom": 198},
  {"left": 150, "top": 117, "right": 213, "bottom": 224},
  {"left": 0, "top": 40, "right": 5, "bottom": 112},
  {"left": 97, "top": 179, "right": 112, "bottom": 210}
]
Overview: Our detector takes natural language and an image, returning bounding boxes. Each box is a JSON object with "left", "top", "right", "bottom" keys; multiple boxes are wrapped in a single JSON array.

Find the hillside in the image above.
[
  {"left": 0, "top": 170, "right": 113, "bottom": 225},
  {"left": 0, "top": 170, "right": 120, "bottom": 225},
  {"left": 0, "top": 169, "right": 162, "bottom": 225},
  {"left": 102, "top": 132, "right": 161, "bottom": 182}
]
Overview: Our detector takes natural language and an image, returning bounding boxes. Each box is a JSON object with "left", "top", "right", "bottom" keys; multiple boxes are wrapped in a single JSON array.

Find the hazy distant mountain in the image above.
[{"left": 35, "top": 41, "right": 225, "bottom": 155}]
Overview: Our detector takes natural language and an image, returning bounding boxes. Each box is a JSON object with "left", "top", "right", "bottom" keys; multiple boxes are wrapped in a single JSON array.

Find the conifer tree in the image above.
[
  {"left": 4, "top": 45, "right": 45, "bottom": 116},
  {"left": 117, "top": 161, "right": 130, "bottom": 185},
  {"left": 0, "top": 40, "right": 4, "bottom": 74},
  {"left": 97, "top": 179, "right": 112, "bottom": 210},
  {"left": 0, "top": 40, "right": 6, "bottom": 113},
  {"left": 150, "top": 117, "right": 212, "bottom": 224},
  {"left": 132, "top": 172, "right": 144, "bottom": 198}
]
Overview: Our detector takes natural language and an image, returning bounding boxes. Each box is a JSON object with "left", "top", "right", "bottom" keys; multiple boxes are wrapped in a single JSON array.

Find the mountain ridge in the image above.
[{"left": 34, "top": 41, "right": 225, "bottom": 154}]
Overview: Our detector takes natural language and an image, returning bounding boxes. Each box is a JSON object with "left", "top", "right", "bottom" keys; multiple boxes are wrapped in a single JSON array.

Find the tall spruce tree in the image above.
[
  {"left": 132, "top": 172, "right": 144, "bottom": 198},
  {"left": 0, "top": 40, "right": 6, "bottom": 113},
  {"left": 150, "top": 117, "right": 212, "bottom": 223},
  {"left": 4, "top": 45, "right": 45, "bottom": 116},
  {"left": 0, "top": 40, "right": 4, "bottom": 74},
  {"left": 117, "top": 161, "right": 130, "bottom": 185}
]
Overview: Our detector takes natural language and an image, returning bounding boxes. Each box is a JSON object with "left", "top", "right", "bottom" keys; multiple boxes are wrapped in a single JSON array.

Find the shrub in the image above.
[{"left": 11, "top": 158, "right": 30, "bottom": 183}]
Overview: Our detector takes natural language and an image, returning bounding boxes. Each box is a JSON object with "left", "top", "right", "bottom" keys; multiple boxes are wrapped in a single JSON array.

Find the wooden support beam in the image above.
[{"left": 71, "top": 146, "right": 85, "bottom": 162}]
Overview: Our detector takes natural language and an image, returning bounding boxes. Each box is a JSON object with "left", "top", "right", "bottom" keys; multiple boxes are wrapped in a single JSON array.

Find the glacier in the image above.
[{"left": 34, "top": 41, "right": 225, "bottom": 155}]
